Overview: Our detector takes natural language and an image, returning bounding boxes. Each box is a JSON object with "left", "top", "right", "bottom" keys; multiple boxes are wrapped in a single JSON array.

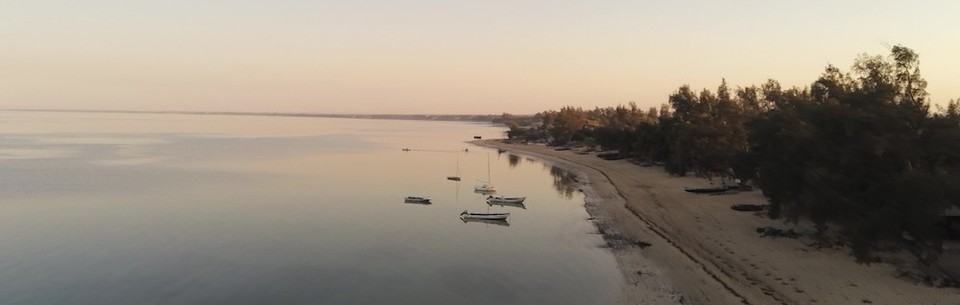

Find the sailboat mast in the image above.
[{"left": 487, "top": 152, "right": 492, "bottom": 184}]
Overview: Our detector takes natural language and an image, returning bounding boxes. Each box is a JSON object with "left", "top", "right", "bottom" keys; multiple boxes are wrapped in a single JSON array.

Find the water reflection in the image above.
[
  {"left": 0, "top": 112, "right": 619, "bottom": 305},
  {"left": 507, "top": 154, "right": 521, "bottom": 168},
  {"left": 549, "top": 165, "right": 579, "bottom": 199}
]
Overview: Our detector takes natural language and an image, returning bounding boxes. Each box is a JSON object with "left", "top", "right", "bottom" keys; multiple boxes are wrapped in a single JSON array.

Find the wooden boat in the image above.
[
  {"left": 403, "top": 196, "right": 431, "bottom": 203},
  {"left": 486, "top": 200, "right": 526, "bottom": 209},
  {"left": 460, "top": 217, "right": 510, "bottom": 227},
  {"left": 460, "top": 210, "right": 509, "bottom": 221},
  {"left": 486, "top": 195, "right": 525, "bottom": 204}
]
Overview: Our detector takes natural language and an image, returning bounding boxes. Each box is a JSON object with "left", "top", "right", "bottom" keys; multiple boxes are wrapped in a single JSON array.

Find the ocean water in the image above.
[{"left": 0, "top": 111, "right": 620, "bottom": 305}]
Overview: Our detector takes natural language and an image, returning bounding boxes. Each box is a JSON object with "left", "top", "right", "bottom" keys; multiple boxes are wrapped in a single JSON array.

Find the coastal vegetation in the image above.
[{"left": 501, "top": 46, "right": 960, "bottom": 266}]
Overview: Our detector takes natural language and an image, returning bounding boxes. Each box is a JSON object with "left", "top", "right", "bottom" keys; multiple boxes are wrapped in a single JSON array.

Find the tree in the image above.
[{"left": 747, "top": 46, "right": 960, "bottom": 264}]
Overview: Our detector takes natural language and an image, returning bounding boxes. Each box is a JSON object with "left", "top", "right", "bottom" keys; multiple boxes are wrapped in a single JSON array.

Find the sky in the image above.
[{"left": 1, "top": 0, "right": 958, "bottom": 115}]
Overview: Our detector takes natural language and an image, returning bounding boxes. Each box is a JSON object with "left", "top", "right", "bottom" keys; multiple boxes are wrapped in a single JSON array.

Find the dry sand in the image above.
[{"left": 475, "top": 140, "right": 959, "bottom": 305}]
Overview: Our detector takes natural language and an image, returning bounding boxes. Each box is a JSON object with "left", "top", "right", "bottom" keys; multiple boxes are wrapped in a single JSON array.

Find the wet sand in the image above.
[{"left": 474, "top": 140, "right": 959, "bottom": 305}]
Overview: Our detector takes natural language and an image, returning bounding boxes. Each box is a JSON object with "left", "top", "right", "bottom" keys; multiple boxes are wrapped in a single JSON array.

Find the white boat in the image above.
[
  {"left": 474, "top": 183, "right": 496, "bottom": 193},
  {"left": 474, "top": 153, "right": 496, "bottom": 192},
  {"left": 404, "top": 196, "right": 431, "bottom": 203},
  {"left": 486, "top": 195, "right": 525, "bottom": 204},
  {"left": 460, "top": 210, "right": 509, "bottom": 221}
]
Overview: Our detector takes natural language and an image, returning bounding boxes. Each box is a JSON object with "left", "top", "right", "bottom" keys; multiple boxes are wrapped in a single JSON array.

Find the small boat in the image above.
[
  {"left": 497, "top": 148, "right": 507, "bottom": 153},
  {"left": 474, "top": 183, "right": 496, "bottom": 193},
  {"left": 460, "top": 217, "right": 510, "bottom": 227},
  {"left": 486, "top": 195, "right": 525, "bottom": 204},
  {"left": 447, "top": 154, "right": 461, "bottom": 181},
  {"left": 402, "top": 148, "right": 412, "bottom": 152},
  {"left": 460, "top": 210, "right": 509, "bottom": 221},
  {"left": 474, "top": 153, "right": 496, "bottom": 192},
  {"left": 404, "top": 196, "right": 431, "bottom": 203},
  {"left": 487, "top": 200, "right": 526, "bottom": 209}
]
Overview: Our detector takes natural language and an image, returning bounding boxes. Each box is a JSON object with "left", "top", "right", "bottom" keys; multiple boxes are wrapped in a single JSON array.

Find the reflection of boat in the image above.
[
  {"left": 486, "top": 195, "right": 525, "bottom": 204},
  {"left": 460, "top": 210, "right": 509, "bottom": 220},
  {"left": 474, "top": 153, "right": 496, "bottom": 192},
  {"left": 404, "top": 196, "right": 431, "bottom": 203},
  {"left": 460, "top": 217, "right": 510, "bottom": 227},
  {"left": 683, "top": 185, "right": 737, "bottom": 194}
]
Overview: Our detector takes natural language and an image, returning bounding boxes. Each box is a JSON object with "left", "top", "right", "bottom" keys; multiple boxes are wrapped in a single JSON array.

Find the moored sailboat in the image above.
[
  {"left": 447, "top": 154, "right": 461, "bottom": 181},
  {"left": 474, "top": 153, "right": 496, "bottom": 193}
]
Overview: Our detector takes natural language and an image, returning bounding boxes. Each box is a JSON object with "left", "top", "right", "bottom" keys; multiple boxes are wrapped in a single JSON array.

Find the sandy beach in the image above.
[{"left": 475, "top": 139, "right": 959, "bottom": 305}]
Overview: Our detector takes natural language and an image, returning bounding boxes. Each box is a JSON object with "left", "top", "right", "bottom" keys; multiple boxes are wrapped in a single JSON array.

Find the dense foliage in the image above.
[{"left": 502, "top": 46, "right": 960, "bottom": 264}]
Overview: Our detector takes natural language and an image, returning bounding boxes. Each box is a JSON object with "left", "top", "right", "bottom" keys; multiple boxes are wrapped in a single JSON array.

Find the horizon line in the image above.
[{"left": 2, "top": 108, "right": 531, "bottom": 122}]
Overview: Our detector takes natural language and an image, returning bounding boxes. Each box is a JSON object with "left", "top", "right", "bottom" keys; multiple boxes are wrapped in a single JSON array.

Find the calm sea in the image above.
[{"left": 0, "top": 111, "right": 620, "bottom": 305}]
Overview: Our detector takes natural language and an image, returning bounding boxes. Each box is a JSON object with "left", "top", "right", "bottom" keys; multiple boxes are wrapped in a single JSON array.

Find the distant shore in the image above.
[
  {"left": 4, "top": 109, "right": 504, "bottom": 123},
  {"left": 473, "top": 139, "right": 958, "bottom": 305}
]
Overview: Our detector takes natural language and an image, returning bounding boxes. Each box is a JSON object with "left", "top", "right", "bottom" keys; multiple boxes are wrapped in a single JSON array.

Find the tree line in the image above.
[{"left": 502, "top": 46, "right": 960, "bottom": 266}]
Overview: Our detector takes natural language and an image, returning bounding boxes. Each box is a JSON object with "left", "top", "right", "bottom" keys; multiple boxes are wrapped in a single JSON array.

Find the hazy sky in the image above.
[{"left": 2, "top": 1, "right": 958, "bottom": 114}]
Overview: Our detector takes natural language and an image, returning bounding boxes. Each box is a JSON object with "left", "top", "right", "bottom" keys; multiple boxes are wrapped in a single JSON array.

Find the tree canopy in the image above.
[{"left": 501, "top": 45, "right": 960, "bottom": 265}]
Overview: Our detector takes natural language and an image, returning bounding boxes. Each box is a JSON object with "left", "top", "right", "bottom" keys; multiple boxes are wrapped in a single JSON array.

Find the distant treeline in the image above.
[{"left": 502, "top": 46, "right": 960, "bottom": 266}]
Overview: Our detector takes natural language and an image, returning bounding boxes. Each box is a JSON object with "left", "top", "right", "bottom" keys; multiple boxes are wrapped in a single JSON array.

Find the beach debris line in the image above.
[
  {"left": 596, "top": 151, "right": 629, "bottom": 160},
  {"left": 756, "top": 226, "right": 800, "bottom": 239},
  {"left": 683, "top": 184, "right": 739, "bottom": 194},
  {"left": 731, "top": 203, "right": 768, "bottom": 212},
  {"left": 592, "top": 221, "right": 652, "bottom": 249}
]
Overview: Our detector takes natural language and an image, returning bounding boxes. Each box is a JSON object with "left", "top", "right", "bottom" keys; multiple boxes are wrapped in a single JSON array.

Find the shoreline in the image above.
[{"left": 473, "top": 139, "right": 958, "bottom": 305}]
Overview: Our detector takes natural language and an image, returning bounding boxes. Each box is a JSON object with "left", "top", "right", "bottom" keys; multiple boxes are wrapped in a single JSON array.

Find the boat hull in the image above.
[
  {"left": 404, "top": 196, "right": 431, "bottom": 203},
  {"left": 460, "top": 212, "right": 509, "bottom": 221},
  {"left": 486, "top": 196, "right": 525, "bottom": 204},
  {"left": 460, "top": 218, "right": 510, "bottom": 226},
  {"left": 474, "top": 184, "right": 496, "bottom": 193}
]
